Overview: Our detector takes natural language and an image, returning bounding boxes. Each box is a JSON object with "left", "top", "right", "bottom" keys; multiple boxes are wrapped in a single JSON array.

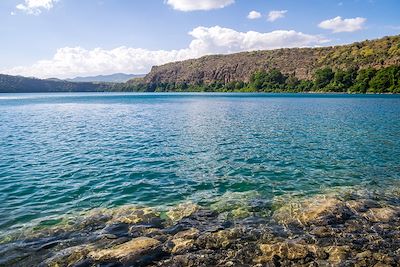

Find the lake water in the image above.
[{"left": 1, "top": 93, "right": 400, "bottom": 234}]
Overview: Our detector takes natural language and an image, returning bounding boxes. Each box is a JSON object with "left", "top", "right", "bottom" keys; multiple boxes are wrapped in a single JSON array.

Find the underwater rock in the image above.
[
  {"left": 170, "top": 228, "right": 200, "bottom": 254},
  {"left": 257, "top": 241, "right": 314, "bottom": 262},
  {"left": 111, "top": 206, "right": 160, "bottom": 225},
  {"left": 166, "top": 203, "right": 200, "bottom": 222},
  {"left": 170, "top": 238, "right": 196, "bottom": 254},
  {"left": 88, "top": 237, "right": 161, "bottom": 265},
  {"left": 4, "top": 189, "right": 400, "bottom": 267},
  {"left": 174, "top": 228, "right": 200, "bottom": 240},
  {"left": 363, "top": 207, "right": 399, "bottom": 223},
  {"left": 273, "top": 196, "right": 354, "bottom": 226},
  {"left": 325, "top": 245, "right": 351, "bottom": 265},
  {"left": 41, "top": 245, "right": 92, "bottom": 267},
  {"left": 196, "top": 228, "right": 243, "bottom": 250}
]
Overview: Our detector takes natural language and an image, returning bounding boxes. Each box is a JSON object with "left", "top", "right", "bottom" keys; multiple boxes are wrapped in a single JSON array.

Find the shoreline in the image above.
[
  {"left": 1, "top": 186, "right": 399, "bottom": 266},
  {"left": 0, "top": 91, "right": 399, "bottom": 95}
]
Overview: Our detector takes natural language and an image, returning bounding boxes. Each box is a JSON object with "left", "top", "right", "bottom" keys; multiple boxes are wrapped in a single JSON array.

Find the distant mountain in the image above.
[
  {"left": 67, "top": 73, "right": 145, "bottom": 83},
  {"left": 0, "top": 74, "right": 108, "bottom": 93}
]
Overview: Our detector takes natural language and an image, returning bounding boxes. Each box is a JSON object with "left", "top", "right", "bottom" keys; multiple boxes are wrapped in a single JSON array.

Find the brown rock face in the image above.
[{"left": 140, "top": 35, "right": 400, "bottom": 85}]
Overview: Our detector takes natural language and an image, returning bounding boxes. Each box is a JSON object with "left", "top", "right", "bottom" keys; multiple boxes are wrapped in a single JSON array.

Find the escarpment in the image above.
[{"left": 140, "top": 35, "right": 400, "bottom": 85}]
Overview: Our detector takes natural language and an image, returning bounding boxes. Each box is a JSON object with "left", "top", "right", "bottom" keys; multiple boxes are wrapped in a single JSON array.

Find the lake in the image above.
[{"left": 1, "top": 93, "right": 400, "bottom": 266}]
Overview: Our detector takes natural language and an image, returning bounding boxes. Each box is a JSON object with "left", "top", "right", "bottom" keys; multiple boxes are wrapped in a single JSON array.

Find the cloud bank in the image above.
[
  {"left": 318, "top": 16, "right": 366, "bottom": 33},
  {"left": 3, "top": 26, "right": 329, "bottom": 79},
  {"left": 166, "top": 0, "right": 235, "bottom": 11},
  {"left": 16, "top": 0, "right": 58, "bottom": 15}
]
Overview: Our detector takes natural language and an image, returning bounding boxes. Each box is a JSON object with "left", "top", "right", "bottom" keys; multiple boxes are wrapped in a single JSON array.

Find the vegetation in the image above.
[
  {"left": 1, "top": 65, "right": 399, "bottom": 94},
  {"left": 0, "top": 74, "right": 107, "bottom": 93},
  {"left": 110, "top": 65, "right": 400, "bottom": 93}
]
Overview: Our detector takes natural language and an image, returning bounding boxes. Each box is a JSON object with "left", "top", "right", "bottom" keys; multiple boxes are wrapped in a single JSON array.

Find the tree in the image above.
[
  {"left": 314, "top": 68, "right": 334, "bottom": 90},
  {"left": 369, "top": 67, "right": 393, "bottom": 93},
  {"left": 349, "top": 68, "right": 375, "bottom": 93}
]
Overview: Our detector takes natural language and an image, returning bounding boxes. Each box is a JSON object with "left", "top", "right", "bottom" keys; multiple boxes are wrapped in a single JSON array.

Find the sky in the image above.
[{"left": 0, "top": 0, "right": 399, "bottom": 79}]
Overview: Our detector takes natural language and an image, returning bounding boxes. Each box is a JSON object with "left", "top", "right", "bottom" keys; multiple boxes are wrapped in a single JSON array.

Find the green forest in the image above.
[{"left": 113, "top": 65, "right": 400, "bottom": 93}]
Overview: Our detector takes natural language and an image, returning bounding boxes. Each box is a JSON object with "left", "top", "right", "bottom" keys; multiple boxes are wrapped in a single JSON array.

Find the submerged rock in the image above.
[
  {"left": 257, "top": 241, "right": 317, "bottom": 263},
  {"left": 88, "top": 237, "right": 161, "bottom": 265},
  {"left": 363, "top": 207, "right": 399, "bottom": 223},
  {"left": 273, "top": 195, "right": 354, "bottom": 226},
  {"left": 3, "top": 189, "right": 400, "bottom": 267},
  {"left": 41, "top": 245, "right": 92, "bottom": 267},
  {"left": 166, "top": 203, "right": 200, "bottom": 222}
]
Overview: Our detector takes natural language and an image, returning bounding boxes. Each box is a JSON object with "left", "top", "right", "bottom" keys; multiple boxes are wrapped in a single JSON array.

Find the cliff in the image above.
[{"left": 141, "top": 35, "right": 400, "bottom": 85}]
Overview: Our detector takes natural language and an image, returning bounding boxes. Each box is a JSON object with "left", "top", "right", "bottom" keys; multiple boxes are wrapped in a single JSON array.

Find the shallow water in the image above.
[{"left": 0, "top": 93, "right": 400, "bottom": 233}]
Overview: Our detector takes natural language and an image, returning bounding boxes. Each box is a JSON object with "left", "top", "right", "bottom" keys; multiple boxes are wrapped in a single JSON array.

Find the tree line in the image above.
[{"left": 112, "top": 65, "right": 400, "bottom": 93}]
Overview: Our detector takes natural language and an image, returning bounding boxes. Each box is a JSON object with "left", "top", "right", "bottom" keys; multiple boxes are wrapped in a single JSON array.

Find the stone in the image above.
[
  {"left": 112, "top": 206, "right": 160, "bottom": 225},
  {"left": 171, "top": 238, "right": 195, "bottom": 254},
  {"left": 325, "top": 246, "right": 350, "bottom": 265},
  {"left": 42, "top": 245, "right": 91, "bottom": 267},
  {"left": 197, "top": 228, "right": 242, "bottom": 250},
  {"left": 258, "top": 242, "right": 312, "bottom": 262},
  {"left": 169, "top": 228, "right": 199, "bottom": 254},
  {"left": 166, "top": 203, "right": 200, "bottom": 222},
  {"left": 273, "top": 196, "right": 354, "bottom": 226},
  {"left": 364, "top": 207, "right": 399, "bottom": 223},
  {"left": 88, "top": 237, "right": 161, "bottom": 265},
  {"left": 231, "top": 207, "right": 252, "bottom": 219},
  {"left": 173, "top": 228, "right": 200, "bottom": 239}
]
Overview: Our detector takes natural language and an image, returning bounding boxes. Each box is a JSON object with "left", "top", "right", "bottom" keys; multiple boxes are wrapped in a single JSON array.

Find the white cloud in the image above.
[
  {"left": 2, "top": 26, "right": 329, "bottom": 79},
  {"left": 16, "top": 0, "right": 58, "bottom": 15},
  {"left": 165, "top": 0, "right": 234, "bottom": 11},
  {"left": 247, "top": 10, "right": 261, "bottom": 20},
  {"left": 318, "top": 16, "right": 367, "bottom": 33},
  {"left": 267, "top": 10, "right": 287, "bottom": 22}
]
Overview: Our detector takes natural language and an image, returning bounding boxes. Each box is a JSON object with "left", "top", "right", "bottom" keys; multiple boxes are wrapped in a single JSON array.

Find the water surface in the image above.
[{"left": 0, "top": 93, "right": 399, "bottom": 233}]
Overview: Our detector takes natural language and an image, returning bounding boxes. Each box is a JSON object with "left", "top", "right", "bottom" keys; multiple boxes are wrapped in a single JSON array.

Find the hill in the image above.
[
  {"left": 0, "top": 74, "right": 107, "bottom": 93},
  {"left": 143, "top": 35, "right": 400, "bottom": 84},
  {"left": 66, "top": 73, "right": 145, "bottom": 83},
  {"left": 124, "top": 35, "right": 400, "bottom": 93}
]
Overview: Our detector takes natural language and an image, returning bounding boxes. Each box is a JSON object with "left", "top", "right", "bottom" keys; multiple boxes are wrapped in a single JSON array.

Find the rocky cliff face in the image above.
[{"left": 142, "top": 35, "right": 400, "bottom": 85}]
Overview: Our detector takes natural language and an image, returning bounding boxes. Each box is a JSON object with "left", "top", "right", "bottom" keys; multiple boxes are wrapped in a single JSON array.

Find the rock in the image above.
[
  {"left": 364, "top": 207, "right": 399, "bottom": 223},
  {"left": 169, "top": 228, "right": 199, "bottom": 254},
  {"left": 101, "top": 223, "right": 130, "bottom": 237},
  {"left": 355, "top": 250, "right": 373, "bottom": 267},
  {"left": 42, "top": 245, "right": 92, "bottom": 267},
  {"left": 197, "top": 228, "right": 242, "bottom": 250},
  {"left": 171, "top": 238, "right": 195, "bottom": 254},
  {"left": 273, "top": 196, "right": 354, "bottom": 226},
  {"left": 258, "top": 242, "right": 312, "bottom": 262},
  {"left": 173, "top": 228, "right": 200, "bottom": 239},
  {"left": 231, "top": 207, "right": 252, "bottom": 219},
  {"left": 325, "top": 246, "right": 350, "bottom": 265},
  {"left": 88, "top": 237, "right": 161, "bottom": 265},
  {"left": 347, "top": 199, "right": 381, "bottom": 213},
  {"left": 373, "top": 252, "right": 396, "bottom": 265},
  {"left": 166, "top": 203, "right": 200, "bottom": 222},
  {"left": 373, "top": 264, "right": 392, "bottom": 267},
  {"left": 112, "top": 206, "right": 160, "bottom": 225}
]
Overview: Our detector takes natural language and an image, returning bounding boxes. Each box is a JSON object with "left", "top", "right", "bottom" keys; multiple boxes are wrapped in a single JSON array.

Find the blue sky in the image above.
[{"left": 0, "top": 0, "right": 399, "bottom": 78}]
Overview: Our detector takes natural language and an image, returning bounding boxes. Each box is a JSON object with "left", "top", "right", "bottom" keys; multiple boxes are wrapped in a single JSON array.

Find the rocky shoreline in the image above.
[{"left": 1, "top": 188, "right": 400, "bottom": 266}]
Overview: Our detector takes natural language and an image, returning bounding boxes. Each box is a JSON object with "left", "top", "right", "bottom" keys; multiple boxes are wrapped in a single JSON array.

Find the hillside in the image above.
[
  {"left": 66, "top": 73, "right": 145, "bottom": 83},
  {"left": 0, "top": 74, "right": 107, "bottom": 93},
  {"left": 141, "top": 35, "right": 400, "bottom": 86}
]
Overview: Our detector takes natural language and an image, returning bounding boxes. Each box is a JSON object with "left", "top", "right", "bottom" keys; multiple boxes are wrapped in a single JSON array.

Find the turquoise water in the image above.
[{"left": 0, "top": 93, "right": 399, "bottom": 232}]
